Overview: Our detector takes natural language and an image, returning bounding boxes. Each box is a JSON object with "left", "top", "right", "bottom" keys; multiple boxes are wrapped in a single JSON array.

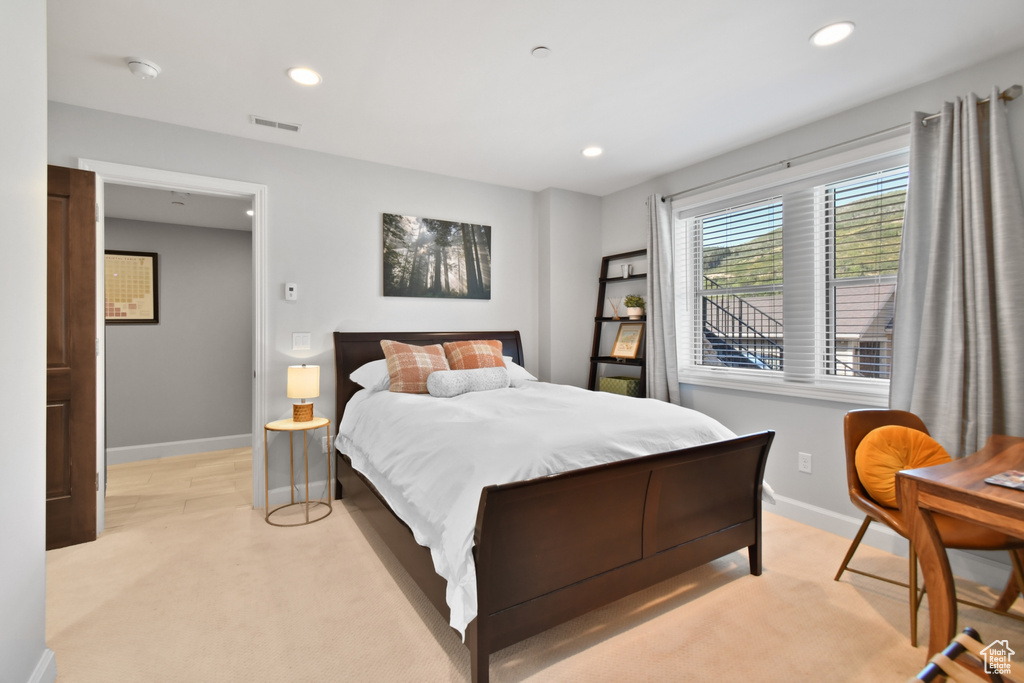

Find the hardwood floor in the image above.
[{"left": 104, "top": 447, "right": 252, "bottom": 529}]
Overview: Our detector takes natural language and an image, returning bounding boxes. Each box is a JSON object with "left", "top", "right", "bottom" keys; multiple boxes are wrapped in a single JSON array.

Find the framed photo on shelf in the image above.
[
  {"left": 611, "top": 322, "right": 645, "bottom": 359},
  {"left": 104, "top": 250, "right": 159, "bottom": 324}
]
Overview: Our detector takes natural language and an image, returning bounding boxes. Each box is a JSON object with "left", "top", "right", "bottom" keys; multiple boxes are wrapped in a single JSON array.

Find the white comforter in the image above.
[{"left": 336, "top": 381, "right": 738, "bottom": 638}]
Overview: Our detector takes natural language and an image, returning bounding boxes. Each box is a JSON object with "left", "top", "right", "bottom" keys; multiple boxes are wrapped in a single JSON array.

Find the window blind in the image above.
[
  {"left": 673, "top": 147, "right": 909, "bottom": 400},
  {"left": 823, "top": 167, "right": 907, "bottom": 379},
  {"left": 692, "top": 198, "right": 784, "bottom": 372}
]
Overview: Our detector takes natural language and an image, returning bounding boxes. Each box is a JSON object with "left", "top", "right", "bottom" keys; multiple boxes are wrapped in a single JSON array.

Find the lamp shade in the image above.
[{"left": 287, "top": 365, "right": 320, "bottom": 399}]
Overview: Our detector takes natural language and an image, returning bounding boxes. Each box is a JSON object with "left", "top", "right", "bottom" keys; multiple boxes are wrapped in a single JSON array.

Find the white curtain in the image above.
[
  {"left": 890, "top": 87, "right": 1024, "bottom": 457},
  {"left": 646, "top": 194, "right": 680, "bottom": 404}
]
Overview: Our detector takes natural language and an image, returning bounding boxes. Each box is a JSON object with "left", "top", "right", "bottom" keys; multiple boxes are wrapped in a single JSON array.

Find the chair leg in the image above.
[
  {"left": 993, "top": 549, "right": 1024, "bottom": 612},
  {"left": 909, "top": 541, "right": 918, "bottom": 648},
  {"left": 835, "top": 516, "right": 926, "bottom": 646},
  {"left": 835, "top": 515, "right": 873, "bottom": 582}
]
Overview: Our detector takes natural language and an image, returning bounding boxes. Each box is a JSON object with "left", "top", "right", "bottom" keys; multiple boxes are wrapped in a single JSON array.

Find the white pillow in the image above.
[
  {"left": 503, "top": 356, "right": 538, "bottom": 386},
  {"left": 353, "top": 355, "right": 534, "bottom": 391},
  {"left": 427, "top": 367, "right": 511, "bottom": 398},
  {"left": 349, "top": 359, "right": 390, "bottom": 391}
]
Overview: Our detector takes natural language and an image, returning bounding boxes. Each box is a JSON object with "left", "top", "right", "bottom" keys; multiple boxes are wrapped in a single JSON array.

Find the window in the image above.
[
  {"left": 674, "top": 144, "right": 909, "bottom": 402},
  {"left": 696, "top": 198, "right": 784, "bottom": 371},
  {"left": 824, "top": 168, "right": 906, "bottom": 380}
]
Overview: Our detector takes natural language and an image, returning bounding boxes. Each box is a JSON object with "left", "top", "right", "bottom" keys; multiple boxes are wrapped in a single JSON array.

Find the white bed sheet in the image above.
[{"left": 336, "top": 381, "right": 739, "bottom": 638}]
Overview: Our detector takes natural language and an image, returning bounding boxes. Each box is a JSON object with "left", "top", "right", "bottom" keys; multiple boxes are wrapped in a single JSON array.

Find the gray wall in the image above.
[
  {"left": 600, "top": 47, "right": 1024, "bottom": 582},
  {"left": 105, "top": 218, "right": 252, "bottom": 454},
  {"left": 1, "top": 1, "right": 55, "bottom": 681}
]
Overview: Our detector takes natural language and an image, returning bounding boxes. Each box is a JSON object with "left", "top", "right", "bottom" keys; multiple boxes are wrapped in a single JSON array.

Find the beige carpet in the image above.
[{"left": 47, "top": 504, "right": 1024, "bottom": 682}]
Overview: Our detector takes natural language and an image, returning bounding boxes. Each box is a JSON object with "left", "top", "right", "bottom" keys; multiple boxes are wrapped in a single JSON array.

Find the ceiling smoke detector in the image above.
[{"left": 126, "top": 58, "right": 162, "bottom": 80}]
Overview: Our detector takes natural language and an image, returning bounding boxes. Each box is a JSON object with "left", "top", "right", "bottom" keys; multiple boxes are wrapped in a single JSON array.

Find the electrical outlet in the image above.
[
  {"left": 322, "top": 435, "right": 329, "bottom": 454},
  {"left": 798, "top": 452, "right": 813, "bottom": 474}
]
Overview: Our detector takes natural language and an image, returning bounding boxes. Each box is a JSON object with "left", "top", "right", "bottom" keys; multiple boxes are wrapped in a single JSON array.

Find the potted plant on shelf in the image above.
[{"left": 624, "top": 295, "right": 645, "bottom": 320}]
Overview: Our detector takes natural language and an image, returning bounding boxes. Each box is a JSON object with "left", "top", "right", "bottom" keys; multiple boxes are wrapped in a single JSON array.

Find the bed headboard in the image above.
[{"left": 332, "top": 330, "right": 525, "bottom": 427}]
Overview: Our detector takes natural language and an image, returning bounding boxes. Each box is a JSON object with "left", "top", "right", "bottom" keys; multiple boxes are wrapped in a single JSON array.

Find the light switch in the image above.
[
  {"left": 285, "top": 283, "right": 298, "bottom": 301},
  {"left": 292, "top": 333, "right": 311, "bottom": 351}
]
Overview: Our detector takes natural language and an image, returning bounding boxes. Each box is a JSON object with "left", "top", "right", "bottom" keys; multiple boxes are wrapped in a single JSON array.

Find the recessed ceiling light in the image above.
[
  {"left": 582, "top": 146, "right": 603, "bottom": 158},
  {"left": 531, "top": 46, "right": 552, "bottom": 59},
  {"left": 810, "top": 21, "right": 855, "bottom": 47},
  {"left": 288, "top": 67, "right": 322, "bottom": 86}
]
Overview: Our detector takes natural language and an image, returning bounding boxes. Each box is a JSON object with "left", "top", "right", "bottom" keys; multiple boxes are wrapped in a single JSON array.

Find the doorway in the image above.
[{"left": 78, "top": 159, "right": 268, "bottom": 533}]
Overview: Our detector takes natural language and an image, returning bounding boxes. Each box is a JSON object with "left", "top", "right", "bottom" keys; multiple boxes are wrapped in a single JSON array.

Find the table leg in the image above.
[
  {"left": 899, "top": 475, "right": 957, "bottom": 655},
  {"left": 303, "top": 429, "right": 310, "bottom": 524},
  {"left": 263, "top": 427, "right": 270, "bottom": 522},
  {"left": 288, "top": 432, "right": 295, "bottom": 504},
  {"left": 326, "top": 422, "right": 332, "bottom": 513}
]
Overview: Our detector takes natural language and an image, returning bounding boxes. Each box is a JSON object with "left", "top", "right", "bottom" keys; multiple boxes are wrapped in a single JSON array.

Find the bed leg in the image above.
[
  {"left": 467, "top": 619, "right": 489, "bottom": 683},
  {"left": 748, "top": 541, "right": 762, "bottom": 576}
]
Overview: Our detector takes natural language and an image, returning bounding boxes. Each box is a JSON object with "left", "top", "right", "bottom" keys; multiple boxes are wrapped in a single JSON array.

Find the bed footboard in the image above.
[{"left": 469, "top": 430, "right": 773, "bottom": 683}]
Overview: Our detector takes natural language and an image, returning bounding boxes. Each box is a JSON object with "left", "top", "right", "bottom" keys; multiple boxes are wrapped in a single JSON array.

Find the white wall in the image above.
[
  {"left": 1, "top": 1, "right": 57, "bottom": 681},
  {"left": 49, "top": 103, "right": 541, "bottom": 501},
  {"left": 601, "top": 47, "right": 1024, "bottom": 583},
  {"left": 537, "top": 188, "right": 602, "bottom": 387},
  {"left": 105, "top": 218, "right": 252, "bottom": 459}
]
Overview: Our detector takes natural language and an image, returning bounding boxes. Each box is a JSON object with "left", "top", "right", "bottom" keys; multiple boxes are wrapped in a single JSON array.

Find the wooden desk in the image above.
[{"left": 897, "top": 435, "right": 1024, "bottom": 655}]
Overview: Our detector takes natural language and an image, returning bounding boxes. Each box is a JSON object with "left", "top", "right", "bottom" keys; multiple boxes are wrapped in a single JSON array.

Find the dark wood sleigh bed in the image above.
[{"left": 333, "top": 330, "right": 774, "bottom": 682}]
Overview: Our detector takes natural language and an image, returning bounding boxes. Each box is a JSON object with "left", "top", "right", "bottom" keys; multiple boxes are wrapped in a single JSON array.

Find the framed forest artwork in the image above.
[{"left": 383, "top": 213, "right": 491, "bottom": 299}]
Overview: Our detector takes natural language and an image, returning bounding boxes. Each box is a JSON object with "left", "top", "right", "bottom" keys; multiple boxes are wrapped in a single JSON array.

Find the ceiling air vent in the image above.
[{"left": 249, "top": 115, "right": 301, "bottom": 133}]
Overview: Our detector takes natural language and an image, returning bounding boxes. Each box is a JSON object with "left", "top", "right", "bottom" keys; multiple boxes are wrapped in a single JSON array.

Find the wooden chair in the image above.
[{"left": 835, "top": 409, "right": 1024, "bottom": 646}]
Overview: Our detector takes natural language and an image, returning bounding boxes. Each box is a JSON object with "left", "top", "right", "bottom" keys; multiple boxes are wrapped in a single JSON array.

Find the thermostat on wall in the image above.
[{"left": 285, "top": 283, "right": 298, "bottom": 301}]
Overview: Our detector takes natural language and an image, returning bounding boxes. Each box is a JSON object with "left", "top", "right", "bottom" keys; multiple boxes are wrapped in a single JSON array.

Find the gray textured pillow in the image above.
[{"left": 426, "top": 367, "right": 511, "bottom": 398}]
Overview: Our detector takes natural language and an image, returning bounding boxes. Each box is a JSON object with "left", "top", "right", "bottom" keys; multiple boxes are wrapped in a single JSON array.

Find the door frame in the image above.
[{"left": 79, "top": 159, "right": 268, "bottom": 533}]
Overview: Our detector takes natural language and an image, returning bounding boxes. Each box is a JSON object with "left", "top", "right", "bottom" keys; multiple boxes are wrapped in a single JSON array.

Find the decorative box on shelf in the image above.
[{"left": 599, "top": 375, "right": 642, "bottom": 397}]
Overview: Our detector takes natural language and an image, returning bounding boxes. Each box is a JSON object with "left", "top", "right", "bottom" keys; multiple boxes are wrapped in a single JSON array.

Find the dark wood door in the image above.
[{"left": 47, "top": 165, "right": 97, "bottom": 550}]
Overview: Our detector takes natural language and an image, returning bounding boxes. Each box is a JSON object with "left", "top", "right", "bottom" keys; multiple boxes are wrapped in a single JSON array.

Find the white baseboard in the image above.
[
  {"left": 106, "top": 434, "right": 252, "bottom": 465},
  {"left": 771, "top": 494, "right": 1013, "bottom": 591},
  {"left": 28, "top": 648, "right": 56, "bottom": 683}
]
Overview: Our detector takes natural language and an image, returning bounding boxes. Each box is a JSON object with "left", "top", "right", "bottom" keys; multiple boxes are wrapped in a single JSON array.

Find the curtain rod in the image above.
[{"left": 662, "top": 84, "right": 1022, "bottom": 203}]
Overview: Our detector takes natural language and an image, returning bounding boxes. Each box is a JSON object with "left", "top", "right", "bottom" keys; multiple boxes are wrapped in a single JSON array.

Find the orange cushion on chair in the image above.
[{"left": 855, "top": 425, "right": 951, "bottom": 508}]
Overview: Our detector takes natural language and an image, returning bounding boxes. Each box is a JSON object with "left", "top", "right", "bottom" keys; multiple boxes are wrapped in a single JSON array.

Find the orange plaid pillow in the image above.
[
  {"left": 443, "top": 340, "right": 504, "bottom": 370},
  {"left": 380, "top": 340, "right": 449, "bottom": 394}
]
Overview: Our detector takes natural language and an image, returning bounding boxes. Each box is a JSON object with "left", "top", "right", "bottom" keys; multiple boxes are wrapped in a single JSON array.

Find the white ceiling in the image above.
[
  {"left": 104, "top": 184, "right": 253, "bottom": 231},
  {"left": 48, "top": 0, "right": 1024, "bottom": 197}
]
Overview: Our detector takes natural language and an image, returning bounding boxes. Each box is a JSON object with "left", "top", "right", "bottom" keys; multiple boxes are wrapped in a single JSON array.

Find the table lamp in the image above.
[{"left": 287, "top": 364, "right": 319, "bottom": 422}]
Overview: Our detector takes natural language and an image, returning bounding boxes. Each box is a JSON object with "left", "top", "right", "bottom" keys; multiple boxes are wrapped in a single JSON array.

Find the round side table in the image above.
[{"left": 263, "top": 416, "right": 332, "bottom": 526}]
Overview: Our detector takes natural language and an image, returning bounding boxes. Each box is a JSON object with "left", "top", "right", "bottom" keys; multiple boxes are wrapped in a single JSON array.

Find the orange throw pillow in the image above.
[
  {"left": 380, "top": 340, "right": 449, "bottom": 394},
  {"left": 855, "top": 425, "right": 951, "bottom": 508},
  {"left": 443, "top": 340, "right": 504, "bottom": 370}
]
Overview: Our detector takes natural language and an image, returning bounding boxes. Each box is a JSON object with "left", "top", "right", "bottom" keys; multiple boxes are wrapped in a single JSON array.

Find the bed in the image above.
[{"left": 333, "top": 330, "right": 774, "bottom": 682}]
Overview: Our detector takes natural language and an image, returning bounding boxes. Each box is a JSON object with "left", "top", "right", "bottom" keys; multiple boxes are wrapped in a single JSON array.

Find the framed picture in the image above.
[
  {"left": 611, "top": 322, "right": 645, "bottom": 359},
  {"left": 383, "top": 213, "right": 491, "bottom": 299},
  {"left": 105, "top": 250, "right": 159, "bottom": 324}
]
